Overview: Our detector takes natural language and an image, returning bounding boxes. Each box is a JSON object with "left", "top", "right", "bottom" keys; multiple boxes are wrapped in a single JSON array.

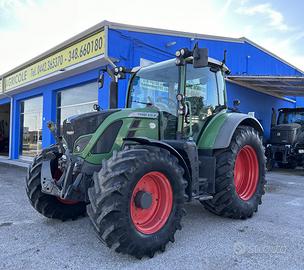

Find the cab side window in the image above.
[{"left": 184, "top": 65, "right": 219, "bottom": 140}]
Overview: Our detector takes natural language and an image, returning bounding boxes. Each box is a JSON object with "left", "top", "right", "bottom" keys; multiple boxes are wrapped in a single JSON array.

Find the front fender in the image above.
[
  {"left": 198, "top": 112, "right": 263, "bottom": 150},
  {"left": 123, "top": 137, "right": 191, "bottom": 188}
]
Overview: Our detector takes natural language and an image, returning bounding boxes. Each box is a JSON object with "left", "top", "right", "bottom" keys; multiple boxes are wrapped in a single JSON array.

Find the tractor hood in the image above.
[
  {"left": 62, "top": 109, "right": 120, "bottom": 151},
  {"left": 272, "top": 123, "right": 301, "bottom": 131},
  {"left": 270, "top": 123, "right": 303, "bottom": 145}
]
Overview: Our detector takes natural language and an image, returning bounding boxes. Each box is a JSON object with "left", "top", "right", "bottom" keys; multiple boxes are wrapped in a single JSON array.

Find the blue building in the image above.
[{"left": 0, "top": 21, "right": 303, "bottom": 162}]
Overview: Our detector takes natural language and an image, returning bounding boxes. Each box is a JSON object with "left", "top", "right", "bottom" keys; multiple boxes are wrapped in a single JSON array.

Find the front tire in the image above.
[
  {"left": 25, "top": 154, "right": 86, "bottom": 221},
  {"left": 202, "top": 126, "right": 266, "bottom": 219},
  {"left": 87, "top": 145, "right": 186, "bottom": 259},
  {"left": 266, "top": 158, "right": 274, "bottom": 171}
]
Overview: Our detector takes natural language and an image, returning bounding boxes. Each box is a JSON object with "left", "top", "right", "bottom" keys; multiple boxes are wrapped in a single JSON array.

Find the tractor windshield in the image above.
[
  {"left": 128, "top": 59, "right": 179, "bottom": 116},
  {"left": 278, "top": 110, "right": 304, "bottom": 125},
  {"left": 128, "top": 58, "right": 227, "bottom": 140}
]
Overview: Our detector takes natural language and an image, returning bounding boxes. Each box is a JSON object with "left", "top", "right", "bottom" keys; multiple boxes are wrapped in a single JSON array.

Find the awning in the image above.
[{"left": 227, "top": 75, "right": 304, "bottom": 101}]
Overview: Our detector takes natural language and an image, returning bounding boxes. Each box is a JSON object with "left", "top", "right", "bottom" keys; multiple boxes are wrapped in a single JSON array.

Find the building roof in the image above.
[
  {"left": 278, "top": 107, "right": 304, "bottom": 111},
  {"left": 1, "top": 20, "right": 303, "bottom": 79},
  {"left": 227, "top": 75, "right": 304, "bottom": 101}
]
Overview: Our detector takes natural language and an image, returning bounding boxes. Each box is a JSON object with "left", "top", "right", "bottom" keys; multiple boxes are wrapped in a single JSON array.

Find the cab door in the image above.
[{"left": 183, "top": 65, "right": 224, "bottom": 141}]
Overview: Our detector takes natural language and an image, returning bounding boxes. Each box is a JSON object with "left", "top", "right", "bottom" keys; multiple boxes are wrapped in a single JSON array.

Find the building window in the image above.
[
  {"left": 20, "top": 96, "right": 43, "bottom": 157},
  {"left": 56, "top": 82, "right": 98, "bottom": 133},
  {"left": 0, "top": 103, "right": 10, "bottom": 156}
]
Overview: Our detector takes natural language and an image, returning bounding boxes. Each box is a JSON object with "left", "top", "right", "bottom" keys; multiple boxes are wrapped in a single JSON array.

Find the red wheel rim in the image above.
[
  {"left": 56, "top": 197, "right": 79, "bottom": 205},
  {"left": 130, "top": 172, "right": 173, "bottom": 234},
  {"left": 234, "top": 145, "right": 259, "bottom": 201},
  {"left": 53, "top": 169, "right": 78, "bottom": 205}
]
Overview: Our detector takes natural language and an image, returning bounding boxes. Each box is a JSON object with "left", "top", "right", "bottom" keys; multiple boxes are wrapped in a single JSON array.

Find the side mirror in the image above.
[
  {"left": 47, "top": 121, "right": 56, "bottom": 132},
  {"left": 110, "top": 80, "right": 118, "bottom": 109},
  {"left": 93, "top": 104, "right": 101, "bottom": 111},
  {"left": 98, "top": 71, "right": 104, "bottom": 89},
  {"left": 233, "top": 99, "right": 241, "bottom": 106},
  {"left": 193, "top": 47, "right": 208, "bottom": 68}
]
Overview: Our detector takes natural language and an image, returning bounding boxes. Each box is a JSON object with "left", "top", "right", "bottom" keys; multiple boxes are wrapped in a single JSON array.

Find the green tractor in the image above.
[{"left": 26, "top": 45, "right": 266, "bottom": 259}]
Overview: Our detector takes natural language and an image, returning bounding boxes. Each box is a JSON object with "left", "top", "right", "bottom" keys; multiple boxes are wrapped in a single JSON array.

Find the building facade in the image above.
[{"left": 0, "top": 21, "right": 303, "bottom": 161}]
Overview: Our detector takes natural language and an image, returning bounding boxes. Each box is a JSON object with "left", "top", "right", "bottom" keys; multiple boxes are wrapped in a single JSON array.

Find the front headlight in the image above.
[{"left": 73, "top": 135, "right": 92, "bottom": 153}]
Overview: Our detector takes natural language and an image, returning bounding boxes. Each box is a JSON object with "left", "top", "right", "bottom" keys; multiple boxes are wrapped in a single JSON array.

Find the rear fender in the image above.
[
  {"left": 198, "top": 112, "right": 263, "bottom": 150},
  {"left": 213, "top": 114, "right": 263, "bottom": 149}
]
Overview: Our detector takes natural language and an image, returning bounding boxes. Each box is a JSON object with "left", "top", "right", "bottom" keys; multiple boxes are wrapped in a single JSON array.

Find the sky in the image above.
[{"left": 0, "top": 0, "right": 304, "bottom": 75}]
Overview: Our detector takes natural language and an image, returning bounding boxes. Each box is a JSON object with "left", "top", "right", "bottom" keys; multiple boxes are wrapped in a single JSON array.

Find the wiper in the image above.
[{"left": 132, "top": 100, "right": 153, "bottom": 106}]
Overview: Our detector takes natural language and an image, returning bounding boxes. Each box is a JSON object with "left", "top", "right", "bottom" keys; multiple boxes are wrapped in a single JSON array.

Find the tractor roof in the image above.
[
  {"left": 207, "top": 57, "right": 229, "bottom": 72},
  {"left": 132, "top": 57, "right": 229, "bottom": 73}
]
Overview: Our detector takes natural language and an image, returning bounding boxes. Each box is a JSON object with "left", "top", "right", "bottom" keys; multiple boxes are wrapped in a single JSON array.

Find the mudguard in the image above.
[
  {"left": 214, "top": 113, "right": 263, "bottom": 149},
  {"left": 123, "top": 137, "right": 192, "bottom": 192},
  {"left": 198, "top": 112, "right": 263, "bottom": 150}
]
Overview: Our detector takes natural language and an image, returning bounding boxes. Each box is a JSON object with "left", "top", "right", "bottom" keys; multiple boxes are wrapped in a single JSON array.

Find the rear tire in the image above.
[
  {"left": 26, "top": 154, "right": 86, "bottom": 221},
  {"left": 202, "top": 126, "right": 266, "bottom": 219},
  {"left": 266, "top": 158, "right": 274, "bottom": 171},
  {"left": 286, "top": 159, "right": 298, "bottom": 169},
  {"left": 87, "top": 145, "right": 186, "bottom": 259}
]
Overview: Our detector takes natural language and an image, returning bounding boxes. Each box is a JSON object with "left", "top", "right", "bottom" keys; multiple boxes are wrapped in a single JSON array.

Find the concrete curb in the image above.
[{"left": 0, "top": 158, "right": 30, "bottom": 170}]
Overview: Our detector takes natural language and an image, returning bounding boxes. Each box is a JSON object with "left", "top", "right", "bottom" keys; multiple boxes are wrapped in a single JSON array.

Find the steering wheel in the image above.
[{"left": 154, "top": 96, "right": 176, "bottom": 114}]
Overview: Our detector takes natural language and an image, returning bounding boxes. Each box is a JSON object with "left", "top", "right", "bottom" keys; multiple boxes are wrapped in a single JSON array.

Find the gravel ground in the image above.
[{"left": 0, "top": 164, "right": 304, "bottom": 270}]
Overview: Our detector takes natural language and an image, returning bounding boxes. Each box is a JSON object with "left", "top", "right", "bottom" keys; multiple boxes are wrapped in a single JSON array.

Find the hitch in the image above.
[
  {"left": 39, "top": 127, "right": 87, "bottom": 201},
  {"left": 40, "top": 151, "right": 86, "bottom": 201}
]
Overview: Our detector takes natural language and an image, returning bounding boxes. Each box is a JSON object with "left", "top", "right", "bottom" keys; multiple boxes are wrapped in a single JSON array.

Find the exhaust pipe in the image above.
[{"left": 109, "top": 79, "right": 118, "bottom": 109}]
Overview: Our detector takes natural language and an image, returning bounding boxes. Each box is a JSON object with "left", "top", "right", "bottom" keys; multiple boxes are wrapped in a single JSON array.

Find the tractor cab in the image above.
[
  {"left": 127, "top": 54, "right": 228, "bottom": 141},
  {"left": 277, "top": 108, "right": 304, "bottom": 126}
]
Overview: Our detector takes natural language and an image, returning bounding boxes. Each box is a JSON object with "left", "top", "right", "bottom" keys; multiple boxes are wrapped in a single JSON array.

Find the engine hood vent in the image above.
[{"left": 63, "top": 109, "right": 120, "bottom": 151}]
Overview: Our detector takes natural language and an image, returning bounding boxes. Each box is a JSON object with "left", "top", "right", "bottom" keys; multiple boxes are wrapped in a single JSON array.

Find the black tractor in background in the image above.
[{"left": 266, "top": 107, "right": 304, "bottom": 170}]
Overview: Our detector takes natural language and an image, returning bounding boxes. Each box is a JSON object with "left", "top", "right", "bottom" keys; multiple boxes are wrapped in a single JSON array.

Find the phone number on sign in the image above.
[
  {"left": 34, "top": 36, "right": 103, "bottom": 75},
  {"left": 67, "top": 36, "right": 103, "bottom": 62}
]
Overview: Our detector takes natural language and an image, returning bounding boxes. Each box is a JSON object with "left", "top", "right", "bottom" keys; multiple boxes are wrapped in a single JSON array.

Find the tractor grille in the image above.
[
  {"left": 270, "top": 129, "right": 296, "bottom": 145},
  {"left": 274, "top": 151, "right": 284, "bottom": 162},
  {"left": 63, "top": 110, "right": 119, "bottom": 151}
]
